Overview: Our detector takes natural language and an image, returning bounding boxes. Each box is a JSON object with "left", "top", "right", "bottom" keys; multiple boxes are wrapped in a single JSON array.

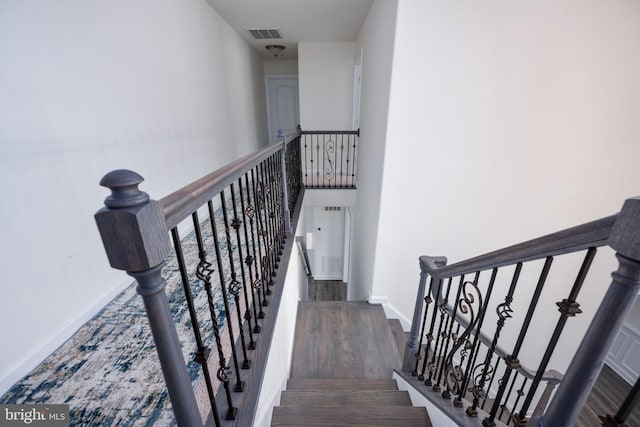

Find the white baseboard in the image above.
[
  {"left": 367, "top": 296, "right": 412, "bottom": 331},
  {"left": 0, "top": 276, "right": 134, "bottom": 396}
]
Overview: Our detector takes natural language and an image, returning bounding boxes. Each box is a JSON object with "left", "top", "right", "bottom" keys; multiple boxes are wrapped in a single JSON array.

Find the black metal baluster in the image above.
[
  {"left": 428, "top": 278, "right": 454, "bottom": 387},
  {"left": 172, "top": 225, "right": 228, "bottom": 424},
  {"left": 230, "top": 181, "right": 256, "bottom": 350},
  {"left": 483, "top": 258, "right": 553, "bottom": 427},
  {"left": 509, "top": 377, "right": 528, "bottom": 426},
  {"left": 339, "top": 133, "right": 345, "bottom": 188},
  {"left": 443, "top": 272, "right": 483, "bottom": 407},
  {"left": 303, "top": 134, "right": 309, "bottom": 187},
  {"left": 251, "top": 167, "right": 270, "bottom": 311},
  {"left": 412, "top": 277, "right": 436, "bottom": 377},
  {"left": 246, "top": 171, "right": 265, "bottom": 322},
  {"left": 498, "top": 372, "right": 520, "bottom": 422},
  {"left": 345, "top": 133, "right": 352, "bottom": 187},
  {"left": 514, "top": 248, "right": 597, "bottom": 425},
  {"left": 351, "top": 133, "right": 357, "bottom": 187},
  {"left": 263, "top": 158, "right": 277, "bottom": 294},
  {"left": 474, "top": 263, "right": 522, "bottom": 415},
  {"left": 273, "top": 153, "right": 285, "bottom": 252},
  {"left": 462, "top": 268, "right": 498, "bottom": 415},
  {"left": 220, "top": 190, "right": 251, "bottom": 371},
  {"left": 315, "top": 134, "right": 320, "bottom": 185},
  {"left": 437, "top": 275, "right": 466, "bottom": 396},
  {"left": 172, "top": 225, "right": 217, "bottom": 425},
  {"left": 420, "top": 278, "right": 443, "bottom": 381},
  {"left": 208, "top": 198, "right": 244, "bottom": 393}
]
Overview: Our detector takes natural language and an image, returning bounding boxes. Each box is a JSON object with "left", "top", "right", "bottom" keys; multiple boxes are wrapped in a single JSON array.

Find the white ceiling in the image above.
[{"left": 207, "top": 0, "right": 374, "bottom": 59}]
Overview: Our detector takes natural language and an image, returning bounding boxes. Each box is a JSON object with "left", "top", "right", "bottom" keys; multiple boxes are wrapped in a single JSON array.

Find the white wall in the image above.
[
  {"left": 264, "top": 60, "right": 299, "bottom": 76},
  {"left": 369, "top": 0, "right": 640, "bottom": 371},
  {"left": 0, "top": 0, "right": 268, "bottom": 394},
  {"left": 298, "top": 42, "right": 355, "bottom": 130},
  {"left": 350, "top": 0, "right": 399, "bottom": 300}
]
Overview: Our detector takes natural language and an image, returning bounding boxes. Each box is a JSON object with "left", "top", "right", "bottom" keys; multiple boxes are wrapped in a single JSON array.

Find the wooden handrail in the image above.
[
  {"left": 421, "top": 214, "right": 617, "bottom": 279},
  {"left": 161, "top": 132, "right": 299, "bottom": 229}
]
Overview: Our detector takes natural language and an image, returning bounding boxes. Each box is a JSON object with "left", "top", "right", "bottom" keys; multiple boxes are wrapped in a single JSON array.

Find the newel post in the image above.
[
  {"left": 95, "top": 170, "right": 202, "bottom": 427},
  {"left": 279, "top": 129, "right": 292, "bottom": 234},
  {"left": 403, "top": 256, "right": 447, "bottom": 372},
  {"left": 533, "top": 197, "right": 640, "bottom": 427}
]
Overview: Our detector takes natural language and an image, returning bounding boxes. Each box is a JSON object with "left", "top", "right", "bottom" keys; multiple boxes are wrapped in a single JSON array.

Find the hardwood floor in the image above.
[
  {"left": 577, "top": 364, "right": 640, "bottom": 427},
  {"left": 308, "top": 278, "right": 347, "bottom": 301}
]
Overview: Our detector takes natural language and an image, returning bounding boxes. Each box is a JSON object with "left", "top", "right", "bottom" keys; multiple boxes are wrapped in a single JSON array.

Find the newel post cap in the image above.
[
  {"left": 609, "top": 196, "right": 640, "bottom": 261},
  {"left": 95, "top": 170, "right": 170, "bottom": 272}
]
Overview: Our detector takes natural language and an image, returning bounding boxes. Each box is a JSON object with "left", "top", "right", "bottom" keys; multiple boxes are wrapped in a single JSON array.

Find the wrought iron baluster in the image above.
[
  {"left": 437, "top": 275, "right": 465, "bottom": 395},
  {"left": 425, "top": 277, "right": 453, "bottom": 392},
  {"left": 443, "top": 272, "right": 483, "bottom": 406},
  {"left": 239, "top": 172, "right": 261, "bottom": 338},
  {"left": 303, "top": 134, "right": 309, "bottom": 187},
  {"left": 208, "top": 198, "right": 244, "bottom": 393},
  {"left": 421, "top": 278, "right": 444, "bottom": 381},
  {"left": 261, "top": 158, "right": 277, "bottom": 295},
  {"left": 509, "top": 377, "right": 528, "bottom": 426},
  {"left": 246, "top": 171, "right": 265, "bottom": 322},
  {"left": 351, "top": 133, "right": 357, "bottom": 187},
  {"left": 339, "top": 134, "right": 345, "bottom": 187},
  {"left": 315, "top": 134, "right": 320, "bottom": 185},
  {"left": 272, "top": 153, "right": 285, "bottom": 252},
  {"left": 251, "top": 168, "right": 269, "bottom": 312},
  {"left": 482, "top": 355, "right": 502, "bottom": 411},
  {"left": 514, "top": 248, "right": 597, "bottom": 425},
  {"left": 412, "top": 277, "right": 436, "bottom": 377},
  {"left": 484, "top": 258, "right": 553, "bottom": 427},
  {"left": 220, "top": 189, "right": 251, "bottom": 371},
  {"left": 230, "top": 181, "right": 256, "bottom": 350},
  {"left": 462, "top": 268, "right": 498, "bottom": 415},
  {"left": 499, "top": 372, "right": 520, "bottom": 422}
]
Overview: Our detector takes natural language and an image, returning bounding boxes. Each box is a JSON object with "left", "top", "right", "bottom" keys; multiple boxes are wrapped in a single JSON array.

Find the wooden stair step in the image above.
[
  {"left": 286, "top": 378, "right": 399, "bottom": 391},
  {"left": 280, "top": 390, "right": 412, "bottom": 407},
  {"left": 271, "top": 405, "right": 432, "bottom": 426}
]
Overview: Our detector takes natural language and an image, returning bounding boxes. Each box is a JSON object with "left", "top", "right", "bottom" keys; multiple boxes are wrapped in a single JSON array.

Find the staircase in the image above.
[{"left": 270, "top": 301, "right": 432, "bottom": 426}]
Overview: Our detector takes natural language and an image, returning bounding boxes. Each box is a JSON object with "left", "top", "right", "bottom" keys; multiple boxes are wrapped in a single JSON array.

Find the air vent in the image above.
[
  {"left": 324, "top": 206, "right": 341, "bottom": 211},
  {"left": 248, "top": 28, "right": 282, "bottom": 40}
]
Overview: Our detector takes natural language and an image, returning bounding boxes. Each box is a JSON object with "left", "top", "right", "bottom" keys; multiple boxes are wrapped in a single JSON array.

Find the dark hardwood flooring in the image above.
[
  {"left": 308, "top": 278, "right": 347, "bottom": 302},
  {"left": 290, "top": 301, "right": 401, "bottom": 379}
]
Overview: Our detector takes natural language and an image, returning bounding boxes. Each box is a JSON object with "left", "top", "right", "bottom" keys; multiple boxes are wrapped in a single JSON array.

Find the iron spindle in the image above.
[
  {"left": 515, "top": 248, "right": 597, "bottom": 424},
  {"left": 208, "top": 198, "right": 244, "bottom": 394},
  {"left": 184, "top": 217, "right": 223, "bottom": 427},
  {"left": 303, "top": 135, "right": 308, "bottom": 187},
  {"left": 413, "top": 277, "right": 435, "bottom": 377},
  {"left": 484, "top": 258, "right": 553, "bottom": 426},
  {"left": 509, "top": 377, "right": 528, "bottom": 426},
  {"left": 428, "top": 277, "right": 453, "bottom": 386},
  {"left": 351, "top": 133, "right": 357, "bottom": 187},
  {"left": 422, "top": 278, "right": 444, "bottom": 381},
  {"left": 250, "top": 168, "right": 269, "bottom": 314},
  {"left": 231, "top": 182, "right": 256, "bottom": 349},
  {"left": 498, "top": 372, "right": 519, "bottom": 422},
  {"left": 339, "top": 134, "right": 345, "bottom": 187},
  {"left": 464, "top": 268, "right": 498, "bottom": 417},
  {"left": 438, "top": 275, "right": 466, "bottom": 396},
  {"left": 245, "top": 171, "right": 265, "bottom": 323},
  {"left": 220, "top": 190, "right": 251, "bottom": 371}
]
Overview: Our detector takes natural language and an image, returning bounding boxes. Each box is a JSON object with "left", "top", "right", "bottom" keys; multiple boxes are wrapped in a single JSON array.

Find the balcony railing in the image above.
[
  {"left": 95, "top": 131, "right": 303, "bottom": 426},
  {"left": 403, "top": 199, "right": 640, "bottom": 426},
  {"left": 300, "top": 129, "right": 359, "bottom": 189}
]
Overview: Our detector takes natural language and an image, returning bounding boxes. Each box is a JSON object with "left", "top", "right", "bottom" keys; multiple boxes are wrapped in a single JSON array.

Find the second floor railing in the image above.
[
  {"left": 403, "top": 198, "right": 640, "bottom": 426},
  {"left": 300, "top": 129, "right": 359, "bottom": 189},
  {"left": 95, "top": 131, "right": 303, "bottom": 426}
]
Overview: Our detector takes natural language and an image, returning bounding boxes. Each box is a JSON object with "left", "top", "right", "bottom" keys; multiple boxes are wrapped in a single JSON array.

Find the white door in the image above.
[
  {"left": 266, "top": 76, "right": 299, "bottom": 143},
  {"left": 312, "top": 207, "right": 345, "bottom": 280}
]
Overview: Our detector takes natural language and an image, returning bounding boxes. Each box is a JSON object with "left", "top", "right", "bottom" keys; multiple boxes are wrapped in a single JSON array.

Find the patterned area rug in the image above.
[{"left": 0, "top": 210, "right": 259, "bottom": 426}]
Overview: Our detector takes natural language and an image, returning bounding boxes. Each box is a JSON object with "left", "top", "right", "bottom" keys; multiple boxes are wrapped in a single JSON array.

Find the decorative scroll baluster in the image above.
[
  {"left": 499, "top": 373, "right": 520, "bottom": 422},
  {"left": 421, "top": 278, "right": 443, "bottom": 381},
  {"left": 220, "top": 190, "right": 251, "bottom": 371},
  {"left": 260, "top": 160, "right": 276, "bottom": 296},
  {"left": 514, "top": 248, "right": 597, "bottom": 425},
  {"left": 242, "top": 172, "right": 264, "bottom": 327},
  {"left": 443, "top": 272, "right": 482, "bottom": 405},
  {"left": 412, "top": 278, "right": 435, "bottom": 377},
  {"left": 208, "top": 198, "right": 244, "bottom": 393},
  {"left": 425, "top": 278, "right": 453, "bottom": 386},
  {"left": 484, "top": 257, "right": 553, "bottom": 427},
  {"left": 351, "top": 133, "right": 357, "bottom": 187},
  {"left": 230, "top": 182, "right": 256, "bottom": 350},
  {"left": 461, "top": 268, "right": 497, "bottom": 415},
  {"left": 509, "top": 377, "right": 528, "bottom": 425},
  {"left": 437, "top": 275, "right": 466, "bottom": 394}
]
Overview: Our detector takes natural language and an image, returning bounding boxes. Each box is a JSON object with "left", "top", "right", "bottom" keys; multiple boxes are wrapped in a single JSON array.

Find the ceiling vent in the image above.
[{"left": 248, "top": 28, "right": 282, "bottom": 40}]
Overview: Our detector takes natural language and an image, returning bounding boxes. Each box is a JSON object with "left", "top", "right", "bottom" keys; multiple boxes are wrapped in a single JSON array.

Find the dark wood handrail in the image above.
[
  {"left": 161, "top": 132, "right": 299, "bottom": 229},
  {"left": 422, "top": 214, "right": 617, "bottom": 279}
]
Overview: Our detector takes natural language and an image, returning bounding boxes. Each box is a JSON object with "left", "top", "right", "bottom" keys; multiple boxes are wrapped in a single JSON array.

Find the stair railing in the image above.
[
  {"left": 300, "top": 129, "right": 359, "bottom": 189},
  {"left": 404, "top": 197, "right": 640, "bottom": 426},
  {"left": 95, "top": 131, "right": 303, "bottom": 426}
]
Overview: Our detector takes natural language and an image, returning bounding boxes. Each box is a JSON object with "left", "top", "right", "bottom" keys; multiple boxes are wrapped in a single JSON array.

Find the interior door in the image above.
[{"left": 266, "top": 76, "right": 299, "bottom": 143}]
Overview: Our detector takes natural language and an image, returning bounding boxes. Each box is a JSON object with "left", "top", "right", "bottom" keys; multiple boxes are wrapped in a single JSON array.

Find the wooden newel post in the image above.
[
  {"left": 533, "top": 197, "right": 640, "bottom": 427},
  {"left": 403, "top": 256, "right": 447, "bottom": 372},
  {"left": 94, "top": 170, "right": 202, "bottom": 427}
]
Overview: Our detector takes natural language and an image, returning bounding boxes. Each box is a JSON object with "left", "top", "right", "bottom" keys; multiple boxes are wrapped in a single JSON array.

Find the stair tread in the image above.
[
  {"left": 271, "top": 405, "right": 432, "bottom": 426},
  {"left": 286, "top": 378, "right": 399, "bottom": 391},
  {"left": 280, "top": 390, "right": 412, "bottom": 406}
]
